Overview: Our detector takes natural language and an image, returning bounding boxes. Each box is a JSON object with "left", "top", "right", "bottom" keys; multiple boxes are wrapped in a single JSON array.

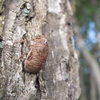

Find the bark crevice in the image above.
[{"left": 35, "top": 74, "right": 41, "bottom": 100}]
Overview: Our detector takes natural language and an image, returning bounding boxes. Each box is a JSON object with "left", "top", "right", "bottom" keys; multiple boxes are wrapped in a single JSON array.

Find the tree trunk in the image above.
[
  {"left": 90, "top": 74, "right": 97, "bottom": 100},
  {"left": 0, "top": 0, "right": 81, "bottom": 100}
]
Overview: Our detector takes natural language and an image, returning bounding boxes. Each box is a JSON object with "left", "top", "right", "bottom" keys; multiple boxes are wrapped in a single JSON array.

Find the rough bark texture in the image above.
[{"left": 0, "top": 0, "right": 81, "bottom": 100}]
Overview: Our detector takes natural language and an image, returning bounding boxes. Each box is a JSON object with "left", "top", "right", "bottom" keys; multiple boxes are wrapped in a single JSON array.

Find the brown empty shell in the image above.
[{"left": 24, "top": 35, "right": 48, "bottom": 73}]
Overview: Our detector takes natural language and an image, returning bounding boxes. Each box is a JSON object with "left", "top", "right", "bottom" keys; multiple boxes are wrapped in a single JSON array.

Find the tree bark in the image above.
[{"left": 0, "top": 0, "right": 81, "bottom": 100}]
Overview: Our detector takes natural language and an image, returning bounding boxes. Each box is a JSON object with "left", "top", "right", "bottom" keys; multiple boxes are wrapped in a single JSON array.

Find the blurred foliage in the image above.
[
  {"left": 72, "top": 0, "right": 100, "bottom": 100},
  {"left": 75, "top": 0, "right": 100, "bottom": 27},
  {"left": 74, "top": 0, "right": 100, "bottom": 64}
]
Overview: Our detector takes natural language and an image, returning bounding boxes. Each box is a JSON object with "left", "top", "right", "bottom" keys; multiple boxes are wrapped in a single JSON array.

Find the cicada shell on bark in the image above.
[
  {"left": 14, "top": 35, "right": 48, "bottom": 73},
  {"left": 25, "top": 35, "right": 48, "bottom": 73}
]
